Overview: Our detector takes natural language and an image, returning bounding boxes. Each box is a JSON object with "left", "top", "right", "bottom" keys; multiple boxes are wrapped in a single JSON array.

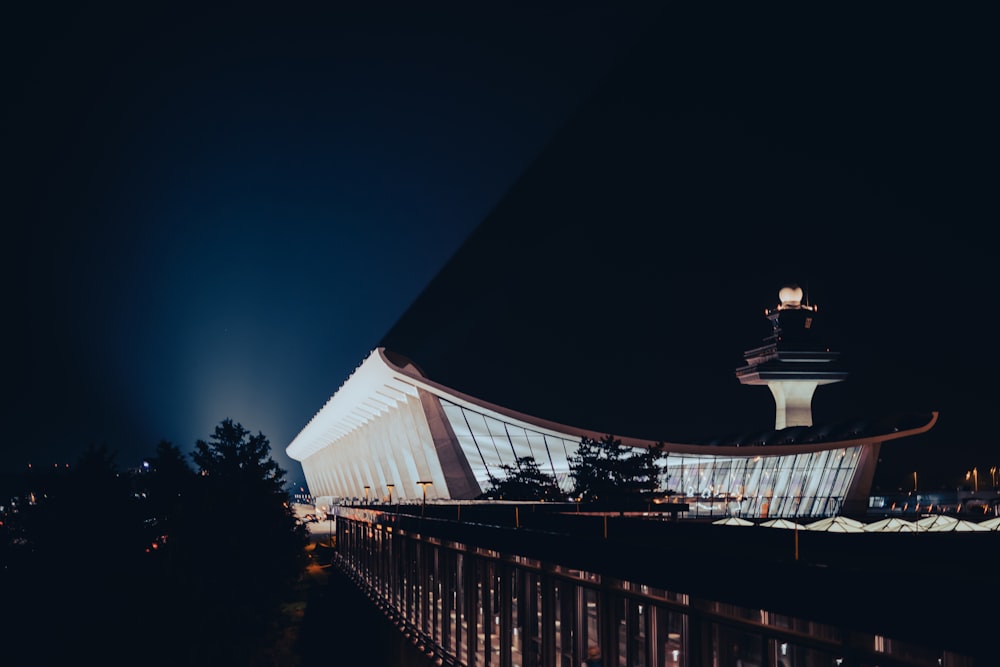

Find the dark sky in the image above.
[
  {"left": 381, "top": 4, "right": 1000, "bottom": 492},
  {"left": 3, "top": 3, "right": 649, "bottom": 483},
  {"left": 5, "top": 4, "right": 998, "bottom": 492}
]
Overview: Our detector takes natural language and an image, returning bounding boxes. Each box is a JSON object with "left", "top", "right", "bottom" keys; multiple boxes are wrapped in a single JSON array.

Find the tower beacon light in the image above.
[{"left": 736, "top": 285, "right": 847, "bottom": 430}]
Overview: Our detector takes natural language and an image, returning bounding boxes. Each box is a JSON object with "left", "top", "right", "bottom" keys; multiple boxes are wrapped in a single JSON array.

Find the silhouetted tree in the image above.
[
  {"left": 618, "top": 440, "right": 666, "bottom": 499},
  {"left": 569, "top": 435, "right": 664, "bottom": 505},
  {"left": 482, "top": 456, "right": 566, "bottom": 501},
  {"left": 140, "top": 439, "right": 196, "bottom": 525},
  {"left": 150, "top": 419, "right": 308, "bottom": 666},
  {"left": 16, "top": 444, "right": 146, "bottom": 571},
  {"left": 5, "top": 444, "right": 150, "bottom": 663},
  {"left": 1, "top": 425, "right": 313, "bottom": 666},
  {"left": 147, "top": 439, "right": 196, "bottom": 487}
]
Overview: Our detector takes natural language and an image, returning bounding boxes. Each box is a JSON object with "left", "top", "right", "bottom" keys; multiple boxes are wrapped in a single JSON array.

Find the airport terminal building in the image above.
[{"left": 286, "top": 289, "right": 936, "bottom": 518}]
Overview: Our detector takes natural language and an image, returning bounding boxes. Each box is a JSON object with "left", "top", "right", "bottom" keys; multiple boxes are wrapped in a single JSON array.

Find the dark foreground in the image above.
[{"left": 296, "top": 543, "right": 437, "bottom": 667}]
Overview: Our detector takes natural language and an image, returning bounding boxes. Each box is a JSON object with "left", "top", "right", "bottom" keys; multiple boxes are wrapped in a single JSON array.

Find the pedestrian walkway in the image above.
[{"left": 296, "top": 542, "right": 438, "bottom": 667}]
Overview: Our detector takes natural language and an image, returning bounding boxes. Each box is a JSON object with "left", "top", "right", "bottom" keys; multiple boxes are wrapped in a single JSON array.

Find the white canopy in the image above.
[
  {"left": 915, "top": 514, "right": 959, "bottom": 531},
  {"left": 760, "top": 518, "right": 806, "bottom": 529},
  {"left": 806, "top": 516, "right": 865, "bottom": 532},
  {"left": 863, "top": 517, "right": 920, "bottom": 533},
  {"left": 978, "top": 516, "right": 1000, "bottom": 530},
  {"left": 928, "top": 518, "right": 990, "bottom": 532},
  {"left": 712, "top": 516, "right": 755, "bottom": 526}
]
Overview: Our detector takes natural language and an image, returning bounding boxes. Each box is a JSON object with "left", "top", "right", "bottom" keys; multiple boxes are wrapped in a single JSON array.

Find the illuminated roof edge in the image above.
[{"left": 286, "top": 347, "right": 938, "bottom": 461}]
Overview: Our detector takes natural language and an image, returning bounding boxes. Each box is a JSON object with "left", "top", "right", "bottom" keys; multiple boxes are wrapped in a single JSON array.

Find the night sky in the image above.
[
  {"left": 379, "top": 4, "right": 1000, "bottom": 493},
  {"left": 4, "top": 4, "right": 650, "bottom": 483},
  {"left": 5, "top": 4, "right": 998, "bottom": 492}
]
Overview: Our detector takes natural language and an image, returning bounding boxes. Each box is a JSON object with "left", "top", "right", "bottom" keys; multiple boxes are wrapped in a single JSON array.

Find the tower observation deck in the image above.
[{"left": 736, "top": 285, "right": 847, "bottom": 429}]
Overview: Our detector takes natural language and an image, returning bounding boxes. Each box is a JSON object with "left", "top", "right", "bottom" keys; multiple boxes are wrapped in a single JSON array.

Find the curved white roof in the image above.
[
  {"left": 287, "top": 347, "right": 617, "bottom": 462},
  {"left": 289, "top": 348, "right": 939, "bottom": 461},
  {"left": 286, "top": 347, "right": 939, "bottom": 512}
]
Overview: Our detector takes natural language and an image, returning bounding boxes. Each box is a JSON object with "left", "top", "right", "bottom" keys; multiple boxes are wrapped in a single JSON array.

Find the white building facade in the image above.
[{"left": 287, "top": 347, "right": 936, "bottom": 517}]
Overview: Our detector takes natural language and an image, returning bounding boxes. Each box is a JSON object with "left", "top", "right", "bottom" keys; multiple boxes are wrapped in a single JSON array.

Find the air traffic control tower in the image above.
[{"left": 736, "top": 286, "right": 848, "bottom": 429}]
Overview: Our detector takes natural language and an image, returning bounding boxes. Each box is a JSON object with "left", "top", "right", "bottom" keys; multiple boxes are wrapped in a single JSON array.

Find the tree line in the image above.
[
  {"left": 0, "top": 419, "right": 308, "bottom": 666},
  {"left": 0, "top": 426, "right": 669, "bottom": 664}
]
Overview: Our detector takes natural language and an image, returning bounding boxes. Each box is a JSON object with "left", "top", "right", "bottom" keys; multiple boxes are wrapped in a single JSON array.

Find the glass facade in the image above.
[
  {"left": 441, "top": 399, "right": 577, "bottom": 492},
  {"left": 439, "top": 398, "right": 862, "bottom": 519},
  {"left": 661, "top": 448, "right": 861, "bottom": 519}
]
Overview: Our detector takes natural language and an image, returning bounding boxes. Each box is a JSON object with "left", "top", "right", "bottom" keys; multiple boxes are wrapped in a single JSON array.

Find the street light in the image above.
[
  {"left": 967, "top": 468, "right": 979, "bottom": 492},
  {"left": 417, "top": 481, "right": 433, "bottom": 515}
]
